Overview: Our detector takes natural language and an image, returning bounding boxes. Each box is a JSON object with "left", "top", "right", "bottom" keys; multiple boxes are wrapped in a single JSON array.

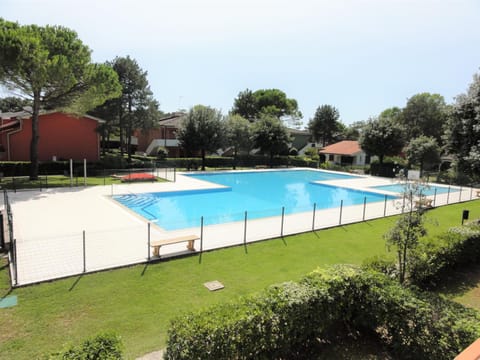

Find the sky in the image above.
[{"left": 2, "top": 0, "right": 480, "bottom": 126}]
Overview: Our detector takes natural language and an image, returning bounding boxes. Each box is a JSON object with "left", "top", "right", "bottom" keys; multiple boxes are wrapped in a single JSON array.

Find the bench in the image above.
[
  {"left": 150, "top": 234, "right": 199, "bottom": 257},
  {"left": 414, "top": 198, "right": 433, "bottom": 209}
]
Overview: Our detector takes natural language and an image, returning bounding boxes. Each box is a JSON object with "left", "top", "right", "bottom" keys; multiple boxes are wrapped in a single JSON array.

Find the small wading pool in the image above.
[
  {"left": 371, "top": 183, "right": 460, "bottom": 196},
  {"left": 113, "top": 169, "right": 395, "bottom": 230}
]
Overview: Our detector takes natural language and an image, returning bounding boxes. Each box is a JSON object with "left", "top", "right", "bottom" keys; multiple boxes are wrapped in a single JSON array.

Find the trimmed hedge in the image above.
[{"left": 164, "top": 266, "right": 480, "bottom": 359}]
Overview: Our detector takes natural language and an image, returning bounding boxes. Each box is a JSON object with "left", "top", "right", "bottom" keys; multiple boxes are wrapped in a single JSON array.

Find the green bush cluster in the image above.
[
  {"left": 45, "top": 332, "right": 123, "bottom": 359},
  {"left": 164, "top": 265, "right": 480, "bottom": 359},
  {"left": 409, "top": 222, "right": 480, "bottom": 288}
]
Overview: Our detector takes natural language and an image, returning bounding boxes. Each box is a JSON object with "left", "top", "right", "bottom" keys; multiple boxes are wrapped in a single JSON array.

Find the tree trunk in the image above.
[
  {"left": 201, "top": 149, "right": 206, "bottom": 171},
  {"left": 29, "top": 91, "right": 41, "bottom": 180}
]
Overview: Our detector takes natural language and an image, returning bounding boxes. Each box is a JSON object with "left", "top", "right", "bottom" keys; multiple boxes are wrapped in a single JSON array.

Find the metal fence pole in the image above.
[
  {"left": 174, "top": 167, "right": 176, "bottom": 182},
  {"left": 362, "top": 196, "right": 366, "bottom": 221},
  {"left": 147, "top": 222, "right": 151, "bottom": 261},
  {"left": 200, "top": 216, "right": 204, "bottom": 253},
  {"left": 447, "top": 186, "right": 451, "bottom": 204},
  {"left": 339, "top": 200, "right": 343, "bottom": 225},
  {"left": 470, "top": 187, "right": 473, "bottom": 200},
  {"left": 312, "top": 203, "right": 316, "bottom": 231},
  {"left": 244, "top": 211, "right": 247, "bottom": 245},
  {"left": 433, "top": 188, "right": 437, "bottom": 207},
  {"left": 281, "top": 206, "right": 285, "bottom": 237},
  {"left": 459, "top": 186, "right": 462, "bottom": 202},
  {"left": 12, "top": 238, "right": 18, "bottom": 286},
  {"left": 383, "top": 194, "right": 387, "bottom": 217},
  {"left": 83, "top": 230, "right": 86, "bottom": 273}
]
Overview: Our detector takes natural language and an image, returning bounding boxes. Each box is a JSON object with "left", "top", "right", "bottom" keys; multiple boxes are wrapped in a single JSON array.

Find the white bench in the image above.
[{"left": 150, "top": 235, "right": 199, "bottom": 257}]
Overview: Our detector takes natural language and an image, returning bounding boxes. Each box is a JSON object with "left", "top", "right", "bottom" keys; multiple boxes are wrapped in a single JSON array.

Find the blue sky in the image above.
[{"left": 2, "top": 0, "right": 480, "bottom": 126}]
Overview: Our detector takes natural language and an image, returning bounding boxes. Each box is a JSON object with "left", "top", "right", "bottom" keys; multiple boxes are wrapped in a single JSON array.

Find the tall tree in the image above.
[
  {"left": 401, "top": 93, "right": 447, "bottom": 143},
  {"left": 0, "top": 96, "right": 31, "bottom": 112},
  {"left": 177, "top": 105, "right": 225, "bottom": 170},
  {"left": 359, "top": 117, "right": 405, "bottom": 165},
  {"left": 308, "top": 105, "right": 341, "bottom": 146},
  {"left": 444, "top": 73, "right": 480, "bottom": 180},
  {"left": 225, "top": 114, "right": 252, "bottom": 169},
  {"left": 0, "top": 19, "right": 121, "bottom": 179},
  {"left": 406, "top": 136, "right": 441, "bottom": 176},
  {"left": 231, "top": 88, "right": 302, "bottom": 126},
  {"left": 111, "top": 56, "right": 159, "bottom": 161},
  {"left": 251, "top": 115, "right": 291, "bottom": 166}
]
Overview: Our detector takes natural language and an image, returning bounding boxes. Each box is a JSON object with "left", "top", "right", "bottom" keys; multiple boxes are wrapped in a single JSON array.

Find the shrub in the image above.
[
  {"left": 164, "top": 265, "right": 480, "bottom": 360},
  {"left": 46, "top": 332, "right": 123, "bottom": 359},
  {"left": 409, "top": 222, "right": 480, "bottom": 288}
]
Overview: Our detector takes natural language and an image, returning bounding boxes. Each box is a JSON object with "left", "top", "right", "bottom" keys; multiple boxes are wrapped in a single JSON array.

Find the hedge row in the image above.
[
  {"left": 164, "top": 266, "right": 480, "bottom": 360},
  {"left": 0, "top": 156, "right": 318, "bottom": 176},
  {"left": 409, "top": 222, "right": 480, "bottom": 288}
]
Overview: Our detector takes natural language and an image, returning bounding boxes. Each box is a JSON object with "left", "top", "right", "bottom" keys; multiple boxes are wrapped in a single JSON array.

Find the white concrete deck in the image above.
[{"left": 3, "top": 168, "right": 478, "bottom": 286}]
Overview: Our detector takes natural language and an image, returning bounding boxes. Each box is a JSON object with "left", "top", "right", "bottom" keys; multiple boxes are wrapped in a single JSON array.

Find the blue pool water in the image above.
[
  {"left": 113, "top": 170, "right": 394, "bottom": 230},
  {"left": 372, "top": 183, "right": 459, "bottom": 196}
]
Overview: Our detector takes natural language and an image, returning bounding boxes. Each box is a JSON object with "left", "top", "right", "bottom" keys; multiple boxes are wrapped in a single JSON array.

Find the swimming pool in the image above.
[
  {"left": 113, "top": 170, "right": 395, "bottom": 230},
  {"left": 371, "top": 183, "right": 459, "bottom": 196}
]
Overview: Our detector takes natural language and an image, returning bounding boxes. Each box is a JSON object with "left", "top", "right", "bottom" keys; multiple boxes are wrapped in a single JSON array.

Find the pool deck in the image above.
[{"left": 3, "top": 168, "right": 477, "bottom": 286}]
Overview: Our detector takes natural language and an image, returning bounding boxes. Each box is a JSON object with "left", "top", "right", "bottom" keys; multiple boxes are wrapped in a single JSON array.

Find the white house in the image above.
[{"left": 319, "top": 140, "right": 371, "bottom": 166}]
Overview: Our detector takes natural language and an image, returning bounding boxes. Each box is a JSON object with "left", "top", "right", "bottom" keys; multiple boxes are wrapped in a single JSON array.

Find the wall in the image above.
[{"left": 5, "top": 113, "right": 100, "bottom": 161}]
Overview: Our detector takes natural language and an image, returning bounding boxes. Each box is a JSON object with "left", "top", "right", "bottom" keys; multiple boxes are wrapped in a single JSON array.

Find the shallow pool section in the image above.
[
  {"left": 371, "top": 183, "right": 460, "bottom": 196},
  {"left": 114, "top": 170, "right": 395, "bottom": 230}
]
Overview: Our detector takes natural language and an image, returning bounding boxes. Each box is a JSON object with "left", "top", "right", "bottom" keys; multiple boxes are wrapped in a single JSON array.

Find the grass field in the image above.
[{"left": 1, "top": 201, "right": 480, "bottom": 359}]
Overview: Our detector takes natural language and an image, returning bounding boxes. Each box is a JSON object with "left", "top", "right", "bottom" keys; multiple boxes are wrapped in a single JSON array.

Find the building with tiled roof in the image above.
[{"left": 319, "top": 140, "right": 372, "bottom": 166}]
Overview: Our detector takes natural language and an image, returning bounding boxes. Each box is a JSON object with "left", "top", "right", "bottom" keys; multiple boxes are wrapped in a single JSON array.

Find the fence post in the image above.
[
  {"left": 174, "top": 167, "right": 176, "bottom": 182},
  {"left": 83, "top": 230, "right": 86, "bottom": 273},
  {"left": 312, "top": 203, "right": 316, "bottom": 231},
  {"left": 470, "top": 187, "right": 473, "bottom": 200},
  {"left": 281, "top": 206, "right": 285, "bottom": 237},
  {"left": 339, "top": 200, "right": 343, "bottom": 225},
  {"left": 459, "top": 186, "right": 462, "bottom": 202},
  {"left": 244, "top": 211, "right": 247, "bottom": 245},
  {"left": 147, "top": 222, "right": 151, "bottom": 261},
  {"left": 84, "top": 159, "right": 87, "bottom": 186},
  {"left": 362, "top": 196, "right": 366, "bottom": 221},
  {"left": 383, "top": 194, "right": 387, "bottom": 217},
  {"left": 70, "top": 159, "right": 73, "bottom": 187},
  {"left": 433, "top": 188, "right": 437, "bottom": 207},
  {"left": 200, "top": 216, "right": 204, "bottom": 253},
  {"left": 12, "top": 238, "right": 18, "bottom": 286},
  {"left": 447, "top": 186, "right": 451, "bottom": 204}
]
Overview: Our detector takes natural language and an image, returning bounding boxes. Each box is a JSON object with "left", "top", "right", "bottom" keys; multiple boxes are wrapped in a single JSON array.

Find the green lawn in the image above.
[{"left": 1, "top": 201, "right": 480, "bottom": 359}]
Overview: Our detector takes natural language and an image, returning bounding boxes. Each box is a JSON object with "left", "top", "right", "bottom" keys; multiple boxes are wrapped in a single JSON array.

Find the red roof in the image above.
[{"left": 319, "top": 140, "right": 362, "bottom": 156}]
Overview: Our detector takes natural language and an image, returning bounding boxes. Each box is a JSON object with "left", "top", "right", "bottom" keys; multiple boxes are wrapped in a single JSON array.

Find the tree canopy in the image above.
[
  {"left": 177, "top": 105, "right": 225, "bottom": 170},
  {"left": 231, "top": 88, "right": 301, "bottom": 126},
  {"left": 308, "top": 104, "right": 342, "bottom": 146},
  {"left": 0, "top": 96, "right": 31, "bottom": 112},
  {"left": 251, "top": 115, "right": 291, "bottom": 165},
  {"left": 401, "top": 93, "right": 447, "bottom": 143},
  {"left": 0, "top": 18, "right": 121, "bottom": 178},
  {"left": 225, "top": 114, "right": 252, "bottom": 168},
  {"left": 444, "top": 73, "right": 480, "bottom": 179},
  {"left": 406, "top": 136, "right": 441, "bottom": 175},
  {"left": 91, "top": 56, "right": 161, "bottom": 161},
  {"left": 359, "top": 117, "right": 405, "bottom": 164}
]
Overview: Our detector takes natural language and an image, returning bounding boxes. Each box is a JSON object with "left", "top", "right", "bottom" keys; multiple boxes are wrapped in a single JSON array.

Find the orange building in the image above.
[{"left": 0, "top": 111, "right": 103, "bottom": 161}]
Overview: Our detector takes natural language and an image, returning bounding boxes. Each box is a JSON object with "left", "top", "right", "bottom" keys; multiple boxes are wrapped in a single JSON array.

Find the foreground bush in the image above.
[
  {"left": 409, "top": 222, "right": 480, "bottom": 288},
  {"left": 46, "top": 332, "right": 123, "bottom": 360},
  {"left": 164, "top": 266, "right": 480, "bottom": 360}
]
